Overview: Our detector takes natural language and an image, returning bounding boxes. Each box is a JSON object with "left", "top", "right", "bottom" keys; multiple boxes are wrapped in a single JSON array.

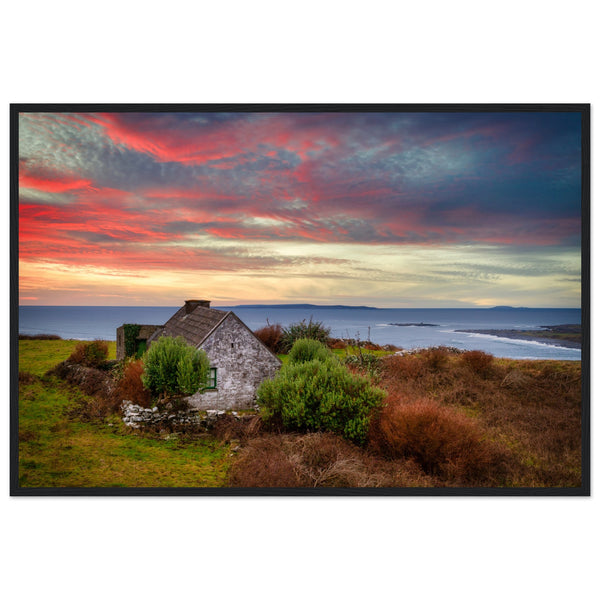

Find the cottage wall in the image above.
[{"left": 186, "top": 313, "right": 281, "bottom": 410}]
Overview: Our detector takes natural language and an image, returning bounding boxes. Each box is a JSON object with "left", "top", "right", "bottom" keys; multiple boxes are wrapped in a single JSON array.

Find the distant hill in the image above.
[
  {"left": 488, "top": 305, "right": 530, "bottom": 310},
  {"left": 225, "top": 303, "right": 378, "bottom": 310}
]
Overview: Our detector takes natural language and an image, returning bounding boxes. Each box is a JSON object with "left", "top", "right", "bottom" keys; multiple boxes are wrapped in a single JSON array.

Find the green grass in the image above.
[
  {"left": 277, "top": 346, "right": 393, "bottom": 366},
  {"left": 19, "top": 339, "right": 117, "bottom": 376},
  {"left": 332, "top": 346, "right": 395, "bottom": 359},
  {"left": 17, "top": 340, "right": 231, "bottom": 488}
]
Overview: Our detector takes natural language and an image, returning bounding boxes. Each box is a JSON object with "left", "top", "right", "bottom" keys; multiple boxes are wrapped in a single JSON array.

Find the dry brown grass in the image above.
[
  {"left": 228, "top": 432, "right": 437, "bottom": 488},
  {"left": 377, "top": 351, "right": 582, "bottom": 487},
  {"left": 212, "top": 413, "right": 264, "bottom": 442},
  {"left": 368, "top": 397, "right": 514, "bottom": 485}
]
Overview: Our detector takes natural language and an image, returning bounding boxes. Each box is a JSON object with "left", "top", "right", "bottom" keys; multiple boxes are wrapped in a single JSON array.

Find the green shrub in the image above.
[
  {"left": 141, "top": 336, "right": 210, "bottom": 399},
  {"left": 281, "top": 317, "right": 331, "bottom": 352},
  {"left": 344, "top": 353, "right": 382, "bottom": 377},
  {"left": 288, "top": 338, "right": 335, "bottom": 364},
  {"left": 257, "top": 340, "right": 385, "bottom": 445}
]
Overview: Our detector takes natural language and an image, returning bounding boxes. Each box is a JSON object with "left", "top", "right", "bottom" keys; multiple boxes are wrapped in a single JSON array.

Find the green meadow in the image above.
[{"left": 17, "top": 340, "right": 231, "bottom": 488}]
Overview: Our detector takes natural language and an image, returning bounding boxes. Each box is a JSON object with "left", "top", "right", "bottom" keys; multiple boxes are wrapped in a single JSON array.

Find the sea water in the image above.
[{"left": 18, "top": 305, "right": 582, "bottom": 361}]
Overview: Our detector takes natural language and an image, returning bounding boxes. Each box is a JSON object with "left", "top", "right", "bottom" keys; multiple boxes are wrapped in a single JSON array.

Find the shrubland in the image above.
[{"left": 17, "top": 338, "right": 582, "bottom": 489}]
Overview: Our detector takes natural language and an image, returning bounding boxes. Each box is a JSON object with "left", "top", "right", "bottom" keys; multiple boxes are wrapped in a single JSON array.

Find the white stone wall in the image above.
[
  {"left": 121, "top": 401, "right": 244, "bottom": 430},
  {"left": 186, "top": 313, "right": 281, "bottom": 410}
]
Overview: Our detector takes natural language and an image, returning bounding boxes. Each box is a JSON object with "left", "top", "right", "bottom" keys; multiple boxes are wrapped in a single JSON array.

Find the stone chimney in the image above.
[{"left": 185, "top": 299, "right": 211, "bottom": 313}]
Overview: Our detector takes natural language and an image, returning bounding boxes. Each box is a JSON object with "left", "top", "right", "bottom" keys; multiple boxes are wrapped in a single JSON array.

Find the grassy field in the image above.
[
  {"left": 18, "top": 339, "right": 116, "bottom": 376},
  {"left": 17, "top": 340, "right": 231, "bottom": 488}
]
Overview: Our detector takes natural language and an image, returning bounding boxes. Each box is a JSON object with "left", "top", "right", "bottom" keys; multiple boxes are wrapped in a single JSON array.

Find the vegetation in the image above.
[
  {"left": 257, "top": 339, "right": 385, "bottom": 445},
  {"left": 461, "top": 350, "right": 494, "bottom": 374},
  {"left": 122, "top": 324, "right": 141, "bottom": 358},
  {"left": 17, "top": 339, "right": 582, "bottom": 489},
  {"left": 229, "top": 432, "right": 435, "bottom": 488},
  {"left": 68, "top": 340, "right": 109, "bottom": 367},
  {"left": 368, "top": 398, "right": 513, "bottom": 485},
  {"left": 253, "top": 322, "right": 284, "bottom": 354},
  {"left": 19, "top": 339, "right": 116, "bottom": 376},
  {"left": 141, "top": 336, "right": 210, "bottom": 399},
  {"left": 377, "top": 348, "right": 582, "bottom": 487},
  {"left": 280, "top": 317, "right": 331, "bottom": 352},
  {"left": 17, "top": 340, "right": 229, "bottom": 487},
  {"left": 288, "top": 337, "right": 334, "bottom": 364},
  {"left": 114, "top": 358, "right": 152, "bottom": 408}
]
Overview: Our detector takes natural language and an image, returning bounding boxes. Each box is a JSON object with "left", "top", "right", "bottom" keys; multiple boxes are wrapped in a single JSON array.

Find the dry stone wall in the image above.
[{"left": 121, "top": 401, "right": 242, "bottom": 430}]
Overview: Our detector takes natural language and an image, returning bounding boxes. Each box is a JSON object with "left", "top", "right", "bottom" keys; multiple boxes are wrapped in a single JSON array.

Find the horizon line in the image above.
[{"left": 17, "top": 303, "right": 581, "bottom": 310}]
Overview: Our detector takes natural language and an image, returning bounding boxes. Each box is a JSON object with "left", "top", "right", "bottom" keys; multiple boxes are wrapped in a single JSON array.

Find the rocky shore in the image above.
[{"left": 456, "top": 324, "right": 581, "bottom": 349}]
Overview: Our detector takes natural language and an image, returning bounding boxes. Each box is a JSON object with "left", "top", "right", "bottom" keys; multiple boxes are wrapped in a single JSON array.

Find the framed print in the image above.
[{"left": 10, "top": 104, "right": 590, "bottom": 496}]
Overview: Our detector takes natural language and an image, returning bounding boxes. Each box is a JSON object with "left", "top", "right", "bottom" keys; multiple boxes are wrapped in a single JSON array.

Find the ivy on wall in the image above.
[{"left": 123, "top": 324, "right": 141, "bottom": 358}]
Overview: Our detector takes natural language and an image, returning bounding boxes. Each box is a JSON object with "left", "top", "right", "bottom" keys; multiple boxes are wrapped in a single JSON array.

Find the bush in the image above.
[
  {"left": 288, "top": 338, "right": 334, "bottom": 364},
  {"left": 369, "top": 397, "right": 512, "bottom": 484},
  {"left": 280, "top": 317, "right": 331, "bottom": 352},
  {"left": 257, "top": 340, "right": 385, "bottom": 445},
  {"left": 212, "top": 414, "right": 263, "bottom": 442},
  {"left": 254, "top": 322, "right": 284, "bottom": 354},
  {"left": 228, "top": 432, "right": 437, "bottom": 488},
  {"left": 68, "top": 340, "right": 109, "bottom": 367},
  {"left": 344, "top": 353, "right": 382, "bottom": 378},
  {"left": 114, "top": 359, "right": 152, "bottom": 407},
  {"left": 328, "top": 338, "right": 348, "bottom": 350},
  {"left": 141, "top": 336, "right": 210, "bottom": 399},
  {"left": 422, "top": 346, "right": 450, "bottom": 370},
  {"left": 383, "top": 354, "right": 426, "bottom": 379},
  {"left": 461, "top": 350, "right": 494, "bottom": 374},
  {"left": 228, "top": 435, "right": 302, "bottom": 487}
]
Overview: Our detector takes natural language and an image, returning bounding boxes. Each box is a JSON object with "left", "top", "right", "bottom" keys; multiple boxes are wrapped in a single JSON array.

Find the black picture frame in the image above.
[{"left": 10, "top": 103, "right": 590, "bottom": 496}]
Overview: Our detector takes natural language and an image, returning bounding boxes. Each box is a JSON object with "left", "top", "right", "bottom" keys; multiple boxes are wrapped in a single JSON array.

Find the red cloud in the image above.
[
  {"left": 87, "top": 113, "right": 343, "bottom": 166},
  {"left": 19, "top": 173, "right": 92, "bottom": 193}
]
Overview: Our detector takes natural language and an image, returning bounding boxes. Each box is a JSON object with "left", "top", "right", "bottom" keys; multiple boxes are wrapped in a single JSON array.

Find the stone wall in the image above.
[
  {"left": 186, "top": 313, "right": 281, "bottom": 410},
  {"left": 121, "top": 401, "right": 243, "bottom": 430}
]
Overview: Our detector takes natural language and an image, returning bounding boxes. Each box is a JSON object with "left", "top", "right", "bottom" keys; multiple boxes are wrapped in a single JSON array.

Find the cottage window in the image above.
[{"left": 205, "top": 367, "right": 217, "bottom": 389}]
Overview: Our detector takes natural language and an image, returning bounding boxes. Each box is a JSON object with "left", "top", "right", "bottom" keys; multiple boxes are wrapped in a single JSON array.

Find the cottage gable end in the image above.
[{"left": 187, "top": 312, "right": 281, "bottom": 410}]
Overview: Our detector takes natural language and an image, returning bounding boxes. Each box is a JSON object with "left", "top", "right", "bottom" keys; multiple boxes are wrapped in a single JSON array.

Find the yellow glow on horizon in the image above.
[{"left": 19, "top": 239, "right": 581, "bottom": 308}]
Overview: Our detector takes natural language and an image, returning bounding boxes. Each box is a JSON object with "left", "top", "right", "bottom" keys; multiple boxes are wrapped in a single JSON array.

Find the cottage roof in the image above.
[{"left": 158, "top": 305, "right": 230, "bottom": 347}]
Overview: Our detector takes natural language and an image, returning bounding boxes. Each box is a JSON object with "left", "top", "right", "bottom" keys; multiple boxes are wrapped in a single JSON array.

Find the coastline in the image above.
[{"left": 456, "top": 324, "right": 582, "bottom": 350}]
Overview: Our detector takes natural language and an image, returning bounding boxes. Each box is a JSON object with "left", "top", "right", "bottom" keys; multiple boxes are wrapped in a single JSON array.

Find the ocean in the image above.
[{"left": 18, "top": 305, "right": 582, "bottom": 361}]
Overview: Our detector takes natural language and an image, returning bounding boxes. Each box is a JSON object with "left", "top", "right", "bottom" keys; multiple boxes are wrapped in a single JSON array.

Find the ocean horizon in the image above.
[{"left": 18, "top": 304, "right": 582, "bottom": 361}]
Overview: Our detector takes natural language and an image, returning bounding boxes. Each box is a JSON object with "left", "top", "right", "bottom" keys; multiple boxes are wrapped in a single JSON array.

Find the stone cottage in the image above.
[{"left": 116, "top": 300, "right": 281, "bottom": 410}]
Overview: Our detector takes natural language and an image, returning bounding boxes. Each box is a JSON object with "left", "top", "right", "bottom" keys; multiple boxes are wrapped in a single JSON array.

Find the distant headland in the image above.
[{"left": 224, "top": 303, "right": 378, "bottom": 310}]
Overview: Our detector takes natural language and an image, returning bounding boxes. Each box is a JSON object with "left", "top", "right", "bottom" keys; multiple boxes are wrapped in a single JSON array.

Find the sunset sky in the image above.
[{"left": 17, "top": 110, "right": 582, "bottom": 308}]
